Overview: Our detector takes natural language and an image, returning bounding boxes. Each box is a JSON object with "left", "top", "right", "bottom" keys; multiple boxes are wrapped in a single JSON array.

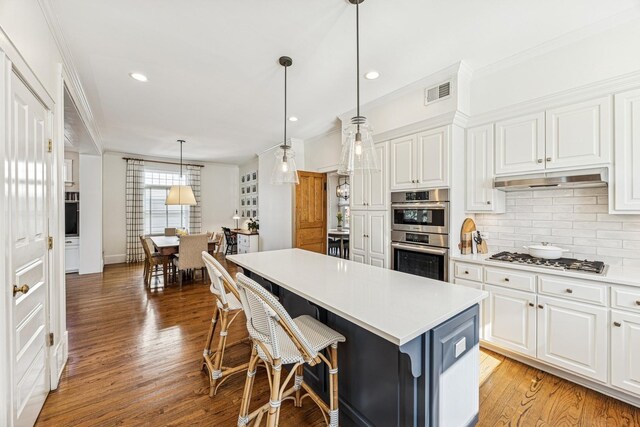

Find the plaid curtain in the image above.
[
  {"left": 125, "top": 159, "right": 145, "bottom": 262},
  {"left": 186, "top": 165, "right": 202, "bottom": 234}
]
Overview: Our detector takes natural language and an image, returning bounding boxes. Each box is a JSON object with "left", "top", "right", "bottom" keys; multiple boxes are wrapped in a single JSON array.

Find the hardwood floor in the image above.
[{"left": 36, "top": 259, "right": 639, "bottom": 426}]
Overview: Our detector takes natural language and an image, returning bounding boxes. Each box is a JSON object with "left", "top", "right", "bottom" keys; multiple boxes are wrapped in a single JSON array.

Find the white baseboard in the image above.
[
  {"left": 104, "top": 254, "right": 126, "bottom": 265},
  {"left": 480, "top": 341, "right": 640, "bottom": 408}
]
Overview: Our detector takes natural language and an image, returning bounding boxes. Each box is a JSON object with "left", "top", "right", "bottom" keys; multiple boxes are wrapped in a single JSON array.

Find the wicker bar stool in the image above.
[
  {"left": 201, "top": 252, "right": 250, "bottom": 397},
  {"left": 235, "top": 273, "right": 345, "bottom": 427}
]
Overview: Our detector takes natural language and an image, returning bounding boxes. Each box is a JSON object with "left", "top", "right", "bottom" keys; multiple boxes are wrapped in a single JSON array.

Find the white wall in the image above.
[
  {"left": 102, "top": 152, "right": 239, "bottom": 264},
  {"left": 470, "top": 17, "right": 640, "bottom": 115},
  {"left": 79, "top": 154, "right": 103, "bottom": 273},
  {"left": 258, "top": 139, "right": 305, "bottom": 251},
  {"left": 304, "top": 130, "right": 342, "bottom": 173}
]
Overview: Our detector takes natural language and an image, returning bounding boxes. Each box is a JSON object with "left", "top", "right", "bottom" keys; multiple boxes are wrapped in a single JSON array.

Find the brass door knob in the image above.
[{"left": 13, "top": 284, "right": 30, "bottom": 296}]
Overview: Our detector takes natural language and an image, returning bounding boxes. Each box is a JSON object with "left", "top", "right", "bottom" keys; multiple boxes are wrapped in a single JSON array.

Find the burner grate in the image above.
[{"left": 488, "top": 251, "right": 605, "bottom": 274}]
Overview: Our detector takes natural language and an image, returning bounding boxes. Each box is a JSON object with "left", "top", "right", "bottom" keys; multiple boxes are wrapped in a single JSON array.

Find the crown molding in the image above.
[
  {"left": 372, "top": 110, "right": 468, "bottom": 143},
  {"left": 474, "top": 7, "right": 640, "bottom": 79},
  {"left": 38, "top": 0, "right": 103, "bottom": 154},
  {"left": 468, "top": 69, "right": 640, "bottom": 127}
]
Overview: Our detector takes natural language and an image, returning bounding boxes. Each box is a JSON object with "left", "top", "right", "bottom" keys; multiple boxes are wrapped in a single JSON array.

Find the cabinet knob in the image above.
[
  {"left": 464, "top": 270, "right": 469, "bottom": 274},
  {"left": 565, "top": 288, "right": 573, "bottom": 294},
  {"left": 504, "top": 277, "right": 510, "bottom": 282},
  {"left": 411, "top": 179, "right": 416, "bottom": 183},
  {"left": 486, "top": 201, "right": 491, "bottom": 205},
  {"left": 538, "top": 304, "right": 544, "bottom": 309},
  {"left": 546, "top": 157, "right": 552, "bottom": 162},
  {"left": 614, "top": 321, "right": 622, "bottom": 327},
  {"left": 528, "top": 302, "right": 534, "bottom": 307},
  {"left": 635, "top": 300, "right": 640, "bottom": 306},
  {"left": 537, "top": 159, "right": 543, "bottom": 164}
]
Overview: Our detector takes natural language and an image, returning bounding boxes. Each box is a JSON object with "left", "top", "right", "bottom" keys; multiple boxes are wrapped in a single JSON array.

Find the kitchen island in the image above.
[{"left": 227, "top": 249, "right": 487, "bottom": 427}]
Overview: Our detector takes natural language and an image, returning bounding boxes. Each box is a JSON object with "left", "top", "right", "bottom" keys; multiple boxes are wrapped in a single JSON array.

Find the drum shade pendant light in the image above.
[
  {"left": 271, "top": 56, "right": 299, "bottom": 185},
  {"left": 165, "top": 139, "right": 197, "bottom": 206},
  {"left": 338, "top": 0, "right": 379, "bottom": 175}
]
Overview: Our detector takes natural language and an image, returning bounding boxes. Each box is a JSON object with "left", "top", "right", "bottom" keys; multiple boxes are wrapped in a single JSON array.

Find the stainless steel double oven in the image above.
[{"left": 390, "top": 189, "right": 449, "bottom": 282}]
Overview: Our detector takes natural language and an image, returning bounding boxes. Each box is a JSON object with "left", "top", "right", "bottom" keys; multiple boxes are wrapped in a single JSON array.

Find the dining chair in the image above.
[
  {"left": 139, "top": 235, "right": 166, "bottom": 287},
  {"left": 235, "top": 273, "right": 345, "bottom": 427},
  {"left": 172, "top": 234, "right": 208, "bottom": 287},
  {"left": 222, "top": 227, "right": 237, "bottom": 256},
  {"left": 213, "top": 232, "right": 224, "bottom": 255},
  {"left": 164, "top": 227, "right": 177, "bottom": 236},
  {"left": 201, "top": 251, "right": 253, "bottom": 397}
]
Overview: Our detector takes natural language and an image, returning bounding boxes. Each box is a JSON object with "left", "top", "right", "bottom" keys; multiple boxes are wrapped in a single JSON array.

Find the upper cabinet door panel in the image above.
[
  {"left": 416, "top": 126, "right": 449, "bottom": 188},
  {"left": 495, "top": 112, "right": 546, "bottom": 175},
  {"left": 466, "top": 124, "right": 504, "bottom": 212},
  {"left": 368, "top": 143, "right": 387, "bottom": 210},
  {"left": 390, "top": 135, "right": 416, "bottom": 190},
  {"left": 350, "top": 169, "right": 367, "bottom": 210},
  {"left": 614, "top": 88, "right": 640, "bottom": 211},
  {"left": 545, "top": 96, "right": 612, "bottom": 170},
  {"left": 350, "top": 211, "right": 366, "bottom": 253}
]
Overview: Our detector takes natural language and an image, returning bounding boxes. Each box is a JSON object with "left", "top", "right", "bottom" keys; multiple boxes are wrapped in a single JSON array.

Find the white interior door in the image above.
[{"left": 9, "top": 70, "right": 50, "bottom": 427}]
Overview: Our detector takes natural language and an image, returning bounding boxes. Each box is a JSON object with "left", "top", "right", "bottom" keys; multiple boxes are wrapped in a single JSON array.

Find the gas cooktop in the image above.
[{"left": 488, "top": 251, "right": 606, "bottom": 275}]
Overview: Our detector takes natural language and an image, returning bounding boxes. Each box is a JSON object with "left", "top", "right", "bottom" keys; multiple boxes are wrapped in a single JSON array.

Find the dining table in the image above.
[
  {"left": 149, "top": 235, "right": 219, "bottom": 285},
  {"left": 327, "top": 229, "right": 349, "bottom": 259}
]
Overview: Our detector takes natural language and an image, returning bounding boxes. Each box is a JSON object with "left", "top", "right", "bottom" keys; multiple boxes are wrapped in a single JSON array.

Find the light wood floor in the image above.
[{"left": 36, "top": 258, "right": 640, "bottom": 426}]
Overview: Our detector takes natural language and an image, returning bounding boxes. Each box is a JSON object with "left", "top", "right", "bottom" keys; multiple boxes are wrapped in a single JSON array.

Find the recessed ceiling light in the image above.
[
  {"left": 364, "top": 70, "right": 380, "bottom": 80},
  {"left": 288, "top": 116, "right": 298, "bottom": 122},
  {"left": 129, "top": 72, "right": 148, "bottom": 82}
]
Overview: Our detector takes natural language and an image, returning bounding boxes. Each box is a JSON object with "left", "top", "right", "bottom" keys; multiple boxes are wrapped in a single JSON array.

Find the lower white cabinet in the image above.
[
  {"left": 65, "top": 237, "right": 79, "bottom": 273},
  {"left": 350, "top": 210, "right": 387, "bottom": 268},
  {"left": 611, "top": 310, "right": 640, "bottom": 395},
  {"left": 484, "top": 284, "right": 536, "bottom": 357},
  {"left": 537, "top": 295, "right": 608, "bottom": 382},
  {"left": 237, "top": 233, "right": 259, "bottom": 254},
  {"left": 453, "top": 278, "right": 484, "bottom": 339}
]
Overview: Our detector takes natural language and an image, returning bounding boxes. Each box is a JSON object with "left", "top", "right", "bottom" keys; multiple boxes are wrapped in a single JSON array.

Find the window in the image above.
[{"left": 143, "top": 170, "right": 189, "bottom": 235}]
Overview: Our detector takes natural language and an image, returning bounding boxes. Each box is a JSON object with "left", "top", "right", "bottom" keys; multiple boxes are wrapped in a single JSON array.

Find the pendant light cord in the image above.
[
  {"left": 179, "top": 139, "right": 183, "bottom": 177},
  {"left": 356, "top": 0, "right": 360, "bottom": 119},
  {"left": 284, "top": 63, "right": 288, "bottom": 151}
]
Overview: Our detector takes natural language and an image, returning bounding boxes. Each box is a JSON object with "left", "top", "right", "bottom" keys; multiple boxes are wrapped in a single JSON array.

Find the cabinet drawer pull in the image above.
[
  {"left": 546, "top": 157, "right": 552, "bottom": 162},
  {"left": 538, "top": 304, "right": 544, "bottom": 309},
  {"left": 614, "top": 321, "right": 622, "bottom": 327},
  {"left": 565, "top": 288, "right": 573, "bottom": 294},
  {"left": 636, "top": 300, "right": 640, "bottom": 306},
  {"left": 504, "top": 277, "right": 510, "bottom": 282},
  {"left": 464, "top": 270, "right": 469, "bottom": 274},
  {"left": 528, "top": 302, "right": 534, "bottom": 307}
]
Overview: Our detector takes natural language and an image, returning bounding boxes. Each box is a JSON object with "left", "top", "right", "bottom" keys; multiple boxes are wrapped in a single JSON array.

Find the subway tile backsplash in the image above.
[{"left": 474, "top": 187, "right": 640, "bottom": 267}]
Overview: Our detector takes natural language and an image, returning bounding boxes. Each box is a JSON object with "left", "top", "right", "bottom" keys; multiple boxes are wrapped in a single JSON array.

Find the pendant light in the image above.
[
  {"left": 338, "top": 0, "right": 379, "bottom": 176},
  {"left": 165, "top": 139, "right": 197, "bottom": 206},
  {"left": 271, "top": 56, "right": 299, "bottom": 185}
]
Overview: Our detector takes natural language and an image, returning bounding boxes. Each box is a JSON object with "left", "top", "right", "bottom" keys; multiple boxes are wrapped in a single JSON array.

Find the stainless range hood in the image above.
[{"left": 494, "top": 168, "right": 608, "bottom": 191}]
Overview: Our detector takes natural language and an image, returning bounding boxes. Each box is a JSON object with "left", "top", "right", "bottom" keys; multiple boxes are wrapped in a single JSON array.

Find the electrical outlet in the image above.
[{"left": 480, "top": 232, "right": 489, "bottom": 239}]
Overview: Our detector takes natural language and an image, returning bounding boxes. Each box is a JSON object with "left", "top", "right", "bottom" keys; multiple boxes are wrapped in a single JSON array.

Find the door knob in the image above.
[{"left": 13, "top": 284, "right": 30, "bottom": 296}]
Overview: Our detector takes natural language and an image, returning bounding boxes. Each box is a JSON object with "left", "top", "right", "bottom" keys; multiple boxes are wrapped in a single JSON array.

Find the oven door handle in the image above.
[
  {"left": 391, "top": 203, "right": 447, "bottom": 209},
  {"left": 391, "top": 242, "right": 448, "bottom": 255}
]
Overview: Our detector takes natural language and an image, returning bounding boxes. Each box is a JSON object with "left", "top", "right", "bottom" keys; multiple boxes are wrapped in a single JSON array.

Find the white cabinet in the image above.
[
  {"left": 484, "top": 284, "right": 536, "bottom": 357},
  {"left": 453, "top": 278, "right": 484, "bottom": 339},
  {"left": 350, "top": 143, "right": 387, "bottom": 210},
  {"left": 465, "top": 124, "right": 505, "bottom": 212},
  {"left": 537, "top": 295, "right": 608, "bottom": 382},
  {"left": 495, "top": 112, "right": 545, "bottom": 175},
  {"left": 614, "top": 88, "right": 640, "bottom": 212},
  {"left": 390, "top": 126, "right": 449, "bottom": 190},
  {"left": 65, "top": 237, "right": 79, "bottom": 273},
  {"left": 611, "top": 310, "right": 640, "bottom": 395},
  {"left": 545, "top": 96, "right": 611, "bottom": 170},
  {"left": 237, "top": 233, "right": 259, "bottom": 254},
  {"left": 350, "top": 211, "right": 387, "bottom": 268}
]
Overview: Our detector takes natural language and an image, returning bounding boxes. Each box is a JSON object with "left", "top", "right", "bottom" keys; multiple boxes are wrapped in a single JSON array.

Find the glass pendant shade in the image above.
[
  {"left": 338, "top": 116, "right": 378, "bottom": 175},
  {"left": 271, "top": 145, "right": 299, "bottom": 185},
  {"left": 165, "top": 185, "right": 197, "bottom": 206}
]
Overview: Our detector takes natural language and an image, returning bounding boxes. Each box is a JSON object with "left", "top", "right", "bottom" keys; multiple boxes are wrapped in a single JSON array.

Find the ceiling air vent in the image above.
[{"left": 425, "top": 81, "right": 451, "bottom": 105}]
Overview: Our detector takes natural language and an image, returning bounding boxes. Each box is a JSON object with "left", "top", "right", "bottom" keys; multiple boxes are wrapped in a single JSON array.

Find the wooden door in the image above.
[
  {"left": 484, "top": 285, "right": 536, "bottom": 357},
  {"left": 614, "top": 89, "right": 640, "bottom": 211},
  {"left": 416, "top": 126, "right": 449, "bottom": 188},
  {"left": 611, "top": 310, "right": 640, "bottom": 395},
  {"left": 389, "top": 135, "right": 416, "bottom": 190},
  {"left": 545, "top": 96, "right": 611, "bottom": 170},
  {"left": 537, "top": 296, "right": 608, "bottom": 382},
  {"left": 9, "top": 69, "right": 51, "bottom": 426},
  {"left": 294, "top": 171, "right": 327, "bottom": 254},
  {"left": 495, "top": 112, "right": 546, "bottom": 175}
]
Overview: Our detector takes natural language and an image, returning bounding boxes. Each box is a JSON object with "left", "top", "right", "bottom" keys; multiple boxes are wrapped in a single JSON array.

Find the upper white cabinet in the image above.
[
  {"left": 537, "top": 295, "right": 608, "bottom": 382},
  {"left": 613, "top": 88, "right": 640, "bottom": 212},
  {"left": 466, "top": 124, "right": 505, "bottom": 212},
  {"left": 351, "top": 143, "right": 387, "bottom": 210},
  {"left": 495, "top": 112, "right": 546, "bottom": 175},
  {"left": 390, "top": 126, "right": 449, "bottom": 190},
  {"left": 545, "top": 96, "right": 611, "bottom": 170},
  {"left": 493, "top": 97, "right": 612, "bottom": 176}
]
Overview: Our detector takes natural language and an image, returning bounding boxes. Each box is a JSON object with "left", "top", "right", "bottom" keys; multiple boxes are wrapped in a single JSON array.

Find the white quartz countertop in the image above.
[
  {"left": 227, "top": 249, "right": 487, "bottom": 346},
  {"left": 451, "top": 253, "right": 640, "bottom": 288}
]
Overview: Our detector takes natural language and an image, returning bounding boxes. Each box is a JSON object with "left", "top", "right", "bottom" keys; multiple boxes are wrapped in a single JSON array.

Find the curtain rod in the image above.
[{"left": 122, "top": 157, "right": 205, "bottom": 168}]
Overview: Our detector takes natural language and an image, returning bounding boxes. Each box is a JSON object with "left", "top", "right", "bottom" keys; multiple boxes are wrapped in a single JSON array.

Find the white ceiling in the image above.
[{"left": 51, "top": 0, "right": 639, "bottom": 164}]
